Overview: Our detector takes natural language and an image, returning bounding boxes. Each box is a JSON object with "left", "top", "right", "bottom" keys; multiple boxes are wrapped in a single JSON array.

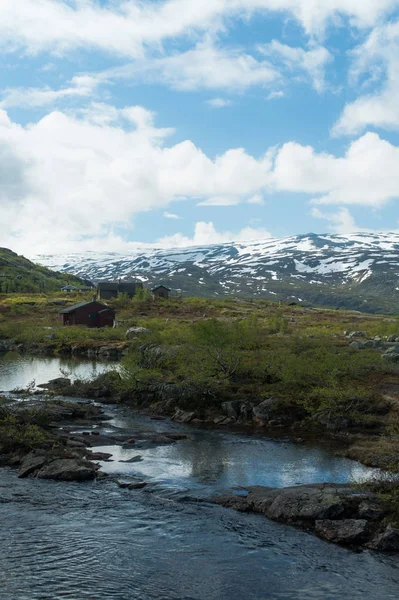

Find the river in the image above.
[{"left": 1, "top": 353, "right": 398, "bottom": 600}]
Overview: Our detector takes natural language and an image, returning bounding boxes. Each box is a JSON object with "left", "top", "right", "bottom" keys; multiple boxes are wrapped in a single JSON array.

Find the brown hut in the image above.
[
  {"left": 59, "top": 301, "right": 115, "bottom": 327},
  {"left": 152, "top": 285, "right": 171, "bottom": 299}
]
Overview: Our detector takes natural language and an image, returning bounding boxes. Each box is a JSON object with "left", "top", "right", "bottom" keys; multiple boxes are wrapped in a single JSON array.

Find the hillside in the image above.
[
  {"left": 34, "top": 232, "right": 399, "bottom": 313},
  {"left": 0, "top": 247, "right": 90, "bottom": 293}
]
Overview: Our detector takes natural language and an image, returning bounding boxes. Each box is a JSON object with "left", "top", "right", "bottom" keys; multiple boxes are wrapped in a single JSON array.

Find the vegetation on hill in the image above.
[{"left": 0, "top": 247, "right": 90, "bottom": 293}]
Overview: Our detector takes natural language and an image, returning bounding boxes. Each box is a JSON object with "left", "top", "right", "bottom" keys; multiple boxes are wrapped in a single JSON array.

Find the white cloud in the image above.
[
  {"left": 272, "top": 132, "right": 399, "bottom": 207},
  {"left": 0, "top": 104, "right": 274, "bottom": 254},
  {"left": 206, "top": 98, "right": 232, "bottom": 108},
  {"left": 311, "top": 207, "right": 358, "bottom": 233},
  {"left": 258, "top": 41, "right": 333, "bottom": 92},
  {"left": 157, "top": 221, "right": 273, "bottom": 247},
  {"left": 333, "top": 19, "right": 399, "bottom": 135},
  {"left": 163, "top": 212, "right": 182, "bottom": 219},
  {"left": 247, "top": 194, "right": 265, "bottom": 205},
  {"left": 266, "top": 90, "right": 285, "bottom": 100},
  {"left": 2, "top": 104, "right": 399, "bottom": 255},
  {"left": 138, "top": 40, "right": 281, "bottom": 92},
  {"left": 0, "top": 0, "right": 396, "bottom": 60},
  {"left": 197, "top": 196, "right": 241, "bottom": 206},
  {"left": 0, "top": 75, "right": 100, "bottom": 109}
]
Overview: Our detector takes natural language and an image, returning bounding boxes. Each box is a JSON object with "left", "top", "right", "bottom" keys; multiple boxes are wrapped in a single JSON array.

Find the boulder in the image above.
[
  {"left": 387, "top": 335, "right": 399, "bottom": 343},
  {"left": 221, "top": 400, "right": 244, "bottom": 420},
  {"left": 252, "top": 398, "right": 304, "bottom": 425},
  {"left": 36, "top": 458, "right": 98, "bottom": 481},
  {"left": 116, "top": 480, "right": 148, "bottom": 490},
  {"left": 358, "top": 501, "right": 386, "bottom": 521},
  {"left": 119, "top": 455, "right": 143, "bottom": 463},
  {"left": 382, "top": 353, "right": 399, "bottom": 363},
  {"left": 349, "top": 341, "right": 366, "bottom": 350},
  {"left": 348, "top": 331, "right": 367, "bottom": 338},
  {"left": 125, "top": 327, "right": 151, "bottom": 340},
  {"left": 18, "top": 452, "right": 48, "bottom": 478},
  {"left": 172, "top": 409, "right": 196, "bottom": 423},
  {"left": 315, "top": 519, "right": 369, "bottom": 544},
  {"left": 369, "top": 526, "right": 399, "bottom": 551}
]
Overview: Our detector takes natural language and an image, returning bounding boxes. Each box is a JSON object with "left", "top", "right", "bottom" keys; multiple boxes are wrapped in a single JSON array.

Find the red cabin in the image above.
[{"left": 59, "top": 301, "right": 115, "bottom": 328}]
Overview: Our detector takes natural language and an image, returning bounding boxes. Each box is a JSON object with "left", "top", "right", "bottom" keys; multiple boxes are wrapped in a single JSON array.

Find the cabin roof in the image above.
[
  {"left": 59, "top": 301, "right": 107, "bottom": 314},
  {"left": 152, "top": 285, "right": 171, "bottom": 292}
]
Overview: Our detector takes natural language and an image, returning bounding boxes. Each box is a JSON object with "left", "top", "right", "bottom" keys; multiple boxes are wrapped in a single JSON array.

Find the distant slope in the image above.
[
  {"left": 34, "top": 232, "right": 399, "bottom": 313},
  {"left": 0, "top": 247, "right": 90, "bottom": 293}
]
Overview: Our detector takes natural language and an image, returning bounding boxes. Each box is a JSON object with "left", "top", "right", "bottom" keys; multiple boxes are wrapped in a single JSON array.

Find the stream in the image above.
[{"left": 1, "top": 353, "right": 399, "bottom": 600}]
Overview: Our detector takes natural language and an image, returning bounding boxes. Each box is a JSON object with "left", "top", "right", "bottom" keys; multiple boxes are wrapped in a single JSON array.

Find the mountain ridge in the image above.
[{"left": 33, "top": 232, "right": 399, "bottom": 313}]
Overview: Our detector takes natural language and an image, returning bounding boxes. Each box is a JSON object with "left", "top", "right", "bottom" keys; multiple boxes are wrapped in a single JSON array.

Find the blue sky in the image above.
[{"left": 1, "top": 0, "right": 399, "bottom": 255}]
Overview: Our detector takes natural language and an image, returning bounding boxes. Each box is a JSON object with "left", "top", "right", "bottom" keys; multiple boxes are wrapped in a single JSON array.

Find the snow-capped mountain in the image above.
[{"left": 34, "top": 232, "right": 399, "bottom": 313}]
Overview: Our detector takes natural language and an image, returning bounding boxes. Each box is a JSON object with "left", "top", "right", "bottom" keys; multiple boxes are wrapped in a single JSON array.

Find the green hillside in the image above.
[{"left": 0, "top": 248, "right": 91, "bottom": 293}]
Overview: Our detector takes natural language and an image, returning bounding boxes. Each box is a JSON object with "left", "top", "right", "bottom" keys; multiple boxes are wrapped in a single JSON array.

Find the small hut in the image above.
[
  {"left": 59, "top": 300, "right": 115, "bottom": 327},
  {"left": 152, "top": 285, "right": 171, "bottom": 299}
]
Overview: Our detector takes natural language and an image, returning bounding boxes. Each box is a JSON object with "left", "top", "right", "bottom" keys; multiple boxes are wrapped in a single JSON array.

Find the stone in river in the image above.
[
  {"left": 119, "top": 455, "right": 143, "bottom": 463},
  {"left": 315, "top": 519, "right": 369, "bottom": 545},
  {"left": 36, "top": 458, "right": 98, "bottom": 481}
]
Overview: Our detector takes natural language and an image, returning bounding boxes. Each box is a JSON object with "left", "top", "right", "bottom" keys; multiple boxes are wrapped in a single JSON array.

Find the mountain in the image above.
[
  {"left": 33, "top": 232, "right": 399, "bottom": 313},
  {"left": 0, "top": 247, "right": 90, "bottom": 293}
]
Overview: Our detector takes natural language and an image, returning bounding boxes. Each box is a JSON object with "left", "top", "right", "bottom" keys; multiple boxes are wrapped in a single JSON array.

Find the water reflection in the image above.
[{"left": 0, "top": 352, "right": 113, "bottom": 391}]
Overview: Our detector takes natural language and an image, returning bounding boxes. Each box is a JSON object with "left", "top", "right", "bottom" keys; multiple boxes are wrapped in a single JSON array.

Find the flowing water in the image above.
[{"left": 1, "top": 354, "right": 398, "bottom": 600}]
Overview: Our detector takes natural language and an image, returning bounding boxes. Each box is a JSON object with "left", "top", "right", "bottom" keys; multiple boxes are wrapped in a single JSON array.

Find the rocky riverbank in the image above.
[
  {"left": 215, "top": 483, "right": 399, "bottom": 551},
  {"left": 0, "top": 338, "right": 127, "bottom": 360},
  {"left": 0, "top": 393, "right": 187, "bottom": 483}
]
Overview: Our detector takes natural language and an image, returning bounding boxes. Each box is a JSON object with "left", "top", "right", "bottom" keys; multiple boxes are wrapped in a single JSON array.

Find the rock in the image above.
[
  {"left": 349, "top": 341, "right": 366, "bottom": 350},
  {"left": 119, "top": 455, "right": 143, "bottom": 463},
  {"left": 315, "top": 519, "right": 369, "bottom": 545},
  {"left": 387, "top": 335, "right": 399, "bottom": 342},
  {"left": 164, "top": 433, "right": 187, "bottom": 441},
  {"left": 348, "top": 331, "right": 367, "bottom": 338},
  {"left": 252, "top": 398, "right": 305, "bottom": 425},
  {"left": 18, "top": 452, "right": 48, "bottom": 478},
  {"left": 213, "top": 416, "right": 228, "bottom": 425},
  {"left": 125, "top": 327, "right": 151, "bottom": 340},
  {"left": 172, "top": 409, "right": 196, "bottom": 423},
  {"left": 382, "top": 353, "right": 399, "bottom": 363},
  {"left": 66, "top": 440, "right": 87, "bottom": 449},
  {"left": 86, "top": 452, "right": 113, "bottom": 461},
  {"left": 369, "top": 526, "right": 399, "bottom": 551},
  {"left": 38, "top": 377, "right": 71, "bottom": 390},
  {"left": 36, "top": 458, "right": 98, "bottom": 481},
  {"left": 116, "top": 480, "right": 148, "bottom": 489},
  {"left": 358, "top": 501, "right": 386, "bottom": 521},
  {"left": 221, "top": 400, "right": 243, "bottom": 420}
]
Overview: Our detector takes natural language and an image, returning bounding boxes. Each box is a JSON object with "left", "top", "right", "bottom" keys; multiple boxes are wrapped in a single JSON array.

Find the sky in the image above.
[{"left": 1, "top": 0, "right": 399, "bottom": 256}]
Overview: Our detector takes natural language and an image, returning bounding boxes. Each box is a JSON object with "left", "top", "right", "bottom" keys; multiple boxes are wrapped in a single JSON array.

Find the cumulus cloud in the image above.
[
  {"left": 0, "top": 0, "right": 396, "bottom": 59},
  {"left": 273, "top": 132, "right": 399, "bottom": 206},
  {"left": 1, "top": 104, "right": 399, "bottom": 255},
  {"left": 157, "top": 221, "right": 273, "bottom": 247},
  {"left": 333, "top": 19, "right": 399, "bottom": 135},
  {"left": 311, "top": 207, "right": 358, "bottom": 233},
  {"left": 258, "top": 41, "right": 333, "bottom": 92}
]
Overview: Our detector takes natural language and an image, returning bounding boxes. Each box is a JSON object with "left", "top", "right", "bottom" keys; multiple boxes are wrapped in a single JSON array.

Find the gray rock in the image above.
[
  {"left": 382, "top": 353, "right": 399, "bottom": 363},
  {"left": 315, "top": 519, "right": 369, "bottom": 544},
  {"left": 172, "top": 409, "right": 196, "bottom": 423},
  {"left": 221, "top": 400, "right": 243, "bottom": 420},
  {"left": 18, "top": 452, "right": 48, "bottom": 478},
  {"left": 116, "top": 480, "right": 148, "bottom": 490},
  {"left": 252, "top": 398, "right": 304, "bottom": 425},
  {"left": 369, "top": 526, "right": 399, "bottom": 551},
  {"left": 348, "top": 331, "right": 367, "bottom": 338},
  {"left": 119, "top": 455, "right": 143, "bottom": 463},
  {"left": 36, "top": 458, "right": 98, "bottom": 481},
  {"left": 125, "top": 327, "right": 151, "bottom": 340},
  {"left": 358, "top": 501, "right": 386, "bottom": 521},
  {"left": 349, "top": 341, "right": 366, "bottom": 350},
  {"left": 387, "top": 335, "right": 399, "bottom": 342}
]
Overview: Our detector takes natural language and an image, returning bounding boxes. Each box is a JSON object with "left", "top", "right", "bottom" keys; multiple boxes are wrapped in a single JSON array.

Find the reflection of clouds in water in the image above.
[
  {"left": 95, "top": 430, "right": 376, "bottom": 492},
  {"left": 0, "top": 353, "right": 113, "bottom": 391}
]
